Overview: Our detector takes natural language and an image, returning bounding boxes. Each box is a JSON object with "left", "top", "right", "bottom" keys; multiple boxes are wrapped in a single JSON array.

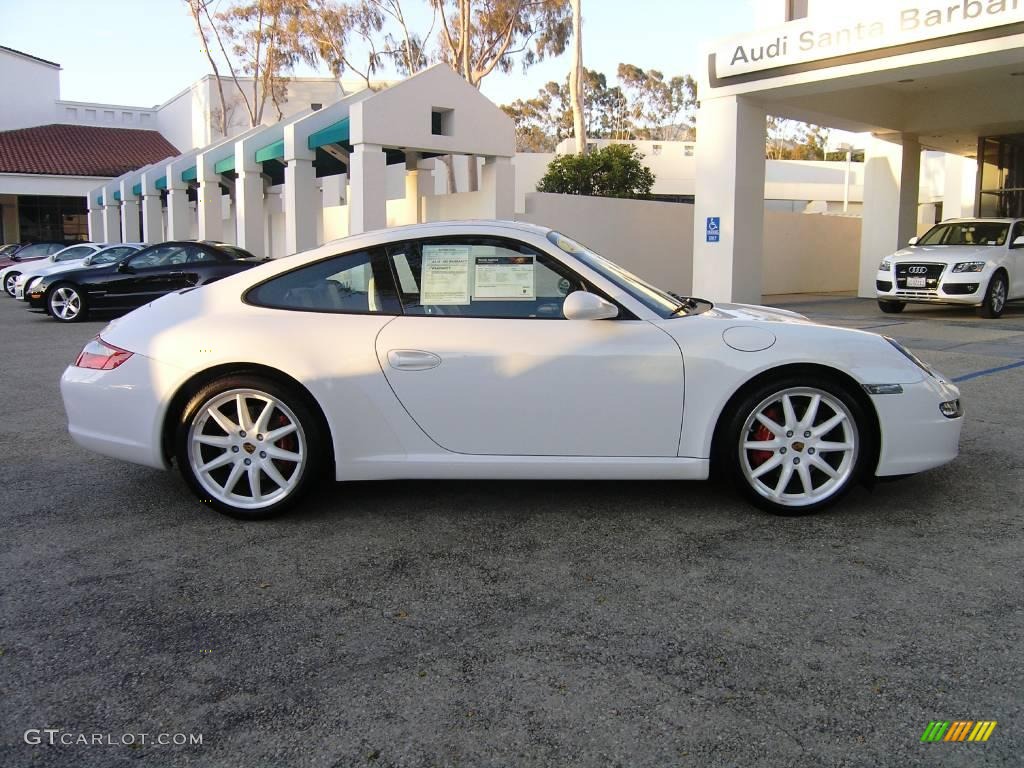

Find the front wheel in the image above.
[
  {"left": 4, "top": 272, "right": 20, "bottom": 296},
  {"left": 877, "top": 300, "right": 905, "bottom": 314},
  {"left": 175, "top": 376, "right": 325, "bottom": 519},
  {"left": 977, "top": 272, "right": 1007, "bottom": 318},
  {"left": 48, "top": 283, "right": 88, "bottom": 322},
  {"left": 723, "top": 377, "right": 868, "bottom": 515}
]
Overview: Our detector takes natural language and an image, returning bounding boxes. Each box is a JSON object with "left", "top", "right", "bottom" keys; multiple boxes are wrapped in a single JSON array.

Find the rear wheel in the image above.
[
  {"left": 723, "top": 376, "right": 867, "bottom": 515},
  {"left": 977, "top": 272, "right": 1007, "bottom": 318},
  {"left": 877, "top": 300, "right": 905, "bottom": 314},
  {"left": 175, "top": 376, "right": 324, "bottom": 519},
  {"left": 4, "top": 272, "right": 20, "bottom": 296},
  {"left": 48, "top": 283, "right": 88, "bottom": 322}
]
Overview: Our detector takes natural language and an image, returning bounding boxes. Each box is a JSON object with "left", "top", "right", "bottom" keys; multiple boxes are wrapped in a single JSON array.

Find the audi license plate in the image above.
[{"left": 907, "top": 276, "right": 927, "bottom": 288}]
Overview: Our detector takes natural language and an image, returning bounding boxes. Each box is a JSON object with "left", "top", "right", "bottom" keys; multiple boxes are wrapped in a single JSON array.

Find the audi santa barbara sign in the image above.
[{"left": 711, "top": 0, "right": 1023, "bottom": 81}]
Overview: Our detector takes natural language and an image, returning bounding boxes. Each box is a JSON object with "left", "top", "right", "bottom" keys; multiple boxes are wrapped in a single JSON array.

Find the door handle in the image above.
[{"left": 387, "top": 349, "right": 442, "bottom": 371}]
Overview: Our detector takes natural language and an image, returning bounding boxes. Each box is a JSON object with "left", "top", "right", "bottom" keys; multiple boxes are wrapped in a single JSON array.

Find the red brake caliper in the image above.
[
  {"left": 272, "top": 412, "right": 296, "bottom": 453},
  {"left": 749, "top": 406, "right": 780, "bottom": 467}
]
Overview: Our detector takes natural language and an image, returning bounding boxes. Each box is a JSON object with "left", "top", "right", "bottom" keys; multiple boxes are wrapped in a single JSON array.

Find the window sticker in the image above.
[
  {"left": 421, "top": 245, "right": 470, "bottom": 305},
  {"left": 474, "top": 255, "right": 535, "bottom": 300}
]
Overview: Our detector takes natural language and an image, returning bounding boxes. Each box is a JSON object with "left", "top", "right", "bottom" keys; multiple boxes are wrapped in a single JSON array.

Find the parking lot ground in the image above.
[{"left": 1, "top": 295, "right": 1022, "bottom": 767}]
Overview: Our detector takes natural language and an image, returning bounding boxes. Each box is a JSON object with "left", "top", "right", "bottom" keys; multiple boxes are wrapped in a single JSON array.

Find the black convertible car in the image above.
[{"left": 28, "top": 241, "right": 263, "bottom": 322}]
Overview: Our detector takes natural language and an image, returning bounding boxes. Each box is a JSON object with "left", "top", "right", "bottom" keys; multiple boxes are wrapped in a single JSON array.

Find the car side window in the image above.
[
  {"left": 386, "top": 237, "right": 584, "bottom": 319},
  {"left": 56, "top": 246, "right": 93, "bottom": 261},
  {"left": 1011, "top": 222, "right": 1024, "bottom": 246},
  {"left": 246, "top": 248, "right": 400, "bottom": 315},
  {"left": 186, "top": 248, "right": 215, "bottom": 263}
]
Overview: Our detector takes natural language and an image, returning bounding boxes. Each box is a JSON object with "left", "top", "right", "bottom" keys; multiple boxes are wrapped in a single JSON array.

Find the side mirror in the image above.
[
  {"left": 117, "top": 262, "right": 133, "bottom": 273},
  {"left": 563, "top": 290, "right": 619, "bottom": 320},
  {"left": 1012, "top": 235, "right": 1024, "bottom": 248},
  {"left": 907, "top": 236, "right": 919, "bottom": 246}
]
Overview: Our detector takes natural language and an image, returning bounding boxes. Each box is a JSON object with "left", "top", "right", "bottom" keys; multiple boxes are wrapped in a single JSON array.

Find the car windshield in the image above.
[
  {"left": 90, "top": 247, "right": 136, "bottom": 265},
  {"left": 546, "top": 231, "right": 691, "bottom": 318},
  {"left": 917, "top": 222, "right": 1010, "bottom": 246}
]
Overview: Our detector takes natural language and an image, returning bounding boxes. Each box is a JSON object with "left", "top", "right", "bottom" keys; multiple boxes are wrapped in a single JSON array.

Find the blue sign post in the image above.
[{"left": 706, "top": 217, "right": 720, "bottom": 243}]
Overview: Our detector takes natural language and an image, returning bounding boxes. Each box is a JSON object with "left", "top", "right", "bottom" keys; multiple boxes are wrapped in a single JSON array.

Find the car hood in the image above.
[
  {"left": 22, "top": 259, "right": 88, "bottom": 278},
  {"left": 704, "top": 302, "right": 813, "bottom": 324},
  {"left": 891, "top": 245, "right": 994, "bottom": 263},
  {"left": 17, "top": 257, "right": 87, "bottom": 278}
]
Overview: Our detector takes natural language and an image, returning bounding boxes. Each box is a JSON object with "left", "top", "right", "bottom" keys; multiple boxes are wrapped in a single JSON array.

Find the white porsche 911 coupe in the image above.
[{"left": 61, "top": 221, "right": 963, "bottom": 519}]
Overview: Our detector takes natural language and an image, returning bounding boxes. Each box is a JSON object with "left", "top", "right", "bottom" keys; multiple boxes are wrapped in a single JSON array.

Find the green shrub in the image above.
[{"left": 536, "top": 143, "right": 655, "bottom": 199}]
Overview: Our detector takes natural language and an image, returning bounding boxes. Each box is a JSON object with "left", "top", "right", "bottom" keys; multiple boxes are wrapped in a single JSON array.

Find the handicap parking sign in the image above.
[{"left": 706, "top": 217, "right": 720, "bottom": 243}]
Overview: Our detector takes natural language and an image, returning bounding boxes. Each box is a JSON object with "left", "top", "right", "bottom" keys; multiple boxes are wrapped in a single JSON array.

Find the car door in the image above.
[
  {"left": 374, "top": 236, "right": 685, "bottom": 457},
  {"left": 99, "top": 244, "right": 185, "bottom": 307},
  {"left": 1008, "top": 221, "right": 1024, "bottom": 298}
]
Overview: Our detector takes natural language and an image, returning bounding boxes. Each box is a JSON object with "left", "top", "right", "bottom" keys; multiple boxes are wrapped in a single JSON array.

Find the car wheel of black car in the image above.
[
  {"left": 977, "top": 272, "right": 1007, "bottom": 319},
  {"left": 877, "top": 300, "right": 905, "bottom": 314},
  {"left": 4, "top": 272, "right": 20, "bottom": 296},
  {"left": 48, "top": 283, "right": 88, "bottom": 323}
]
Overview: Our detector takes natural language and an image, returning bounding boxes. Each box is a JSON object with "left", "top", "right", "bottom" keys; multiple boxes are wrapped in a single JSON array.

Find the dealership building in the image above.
[{"left": 694, "top": 0, "right": 1024, "bottom": 301}]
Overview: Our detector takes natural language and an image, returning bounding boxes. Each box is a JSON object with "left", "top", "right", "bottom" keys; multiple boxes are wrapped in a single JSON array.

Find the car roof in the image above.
[{"left": 941, "top": 217, "right": 1021, "bottom": 224}]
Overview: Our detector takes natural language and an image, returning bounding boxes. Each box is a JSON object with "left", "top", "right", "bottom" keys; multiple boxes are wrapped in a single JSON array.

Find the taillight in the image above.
[{"left": 74, "top": 336, "right": 133, "bottom": 370}]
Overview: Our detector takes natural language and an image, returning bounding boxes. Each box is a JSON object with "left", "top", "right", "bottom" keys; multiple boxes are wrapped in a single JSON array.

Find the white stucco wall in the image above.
[
  {"left": 517, "top": 192, "right": 695, "bottom": 295},
  {"left": 0, "top": 49, "right": 61, "bottom": 132}
]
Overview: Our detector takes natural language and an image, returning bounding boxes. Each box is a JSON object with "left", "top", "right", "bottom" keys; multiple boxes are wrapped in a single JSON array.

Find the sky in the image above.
[{"left": 0, "top": 0, "right": 766, "bottom": 109}]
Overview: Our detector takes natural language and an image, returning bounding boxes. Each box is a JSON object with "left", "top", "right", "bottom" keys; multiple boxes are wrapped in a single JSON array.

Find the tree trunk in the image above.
[{"left": 568, "top": 0, "right": 585, "bottom": 155}]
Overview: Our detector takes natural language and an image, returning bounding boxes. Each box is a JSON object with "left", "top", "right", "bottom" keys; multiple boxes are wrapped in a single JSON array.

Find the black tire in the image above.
[
  {"left": 47, "top": 282, "right": 89, "bottom": 322},
  {"left": 4, "top": 271, "right": 20, "bottom": 296},
  {"left": 976, "top": 272, "right": 1007, "bottom": 318},
  {"left": 877, "top": 300, "right": 905, "bottom": 314},
  {"left": 174, "top": 375, "right": 325, "bottom": 520},
  {"left": 719, "top": 374, "right": 870, "bottom": 516}
]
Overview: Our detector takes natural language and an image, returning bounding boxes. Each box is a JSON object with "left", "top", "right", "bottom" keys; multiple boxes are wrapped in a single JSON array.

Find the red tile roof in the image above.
[{"left": 0, "top": 124, "right": 178, "bottom": 178}]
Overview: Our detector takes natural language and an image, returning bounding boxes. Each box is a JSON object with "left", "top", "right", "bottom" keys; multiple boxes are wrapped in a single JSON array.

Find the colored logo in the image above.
[{"left": 920, "top": 720, "right": 997, "bottom": 742}]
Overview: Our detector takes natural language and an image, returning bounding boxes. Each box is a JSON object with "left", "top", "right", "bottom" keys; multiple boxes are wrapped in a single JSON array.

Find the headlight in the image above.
[
  {"left": 952, "top": 261, "right": 985, "bottom": 273},
  {"left": 878, "top": 259, "right": 892, "bottom": 271},
  {"left": 885, "top": 337, "right": 936, "bottom": 378}
]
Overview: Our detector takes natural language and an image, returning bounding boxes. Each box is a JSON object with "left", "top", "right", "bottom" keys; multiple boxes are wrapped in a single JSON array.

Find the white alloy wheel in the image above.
[
  {"left": 5, "top": 273, "right": 19, "bottom": 295},
  {"left": 50, "top": 285, "right": 83, "bottom": 321},
  {"left": 187, "top": 388, "right": 308, "bottom": 511},
  {"left": 738, "top": 386, "right": 859, "bottom": 509}
]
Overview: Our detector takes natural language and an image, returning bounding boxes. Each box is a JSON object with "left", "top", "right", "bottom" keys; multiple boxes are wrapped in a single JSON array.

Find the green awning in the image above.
[
  {"left": 308, "top": 118, "right": 350, "bottom": 150},
  {"left": 114, "top": 191, "right": 121, "bottom": 202},
  {"left": 155, "top": 175, "right": 167, "bottom": 190},
  {"left": 132, "top": 182, "right": 142, "bottom": 196},
  {"left": 214, "top": 155, "right": 235, "bottom": 175},
  {"left": 255, "top": 139, "right": 284, "bottom": 164},
  {"left": 181, "top": 165, "right": 197, "bottom": 183}
]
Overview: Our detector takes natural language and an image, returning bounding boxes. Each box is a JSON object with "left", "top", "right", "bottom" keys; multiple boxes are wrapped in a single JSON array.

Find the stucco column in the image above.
[
  {"left": 87, "top": 194, "right": 104, "bottom": 242},
  {"left": 481, "top": 156, "right": 514, "bottom": 220},
  {"left": 282, "top": 120, "right": 319, "bottom": 255},
  {"left": 166, "top": 176, "right": 192, "bottom": 240},
  {"left": 102, "top": 199, "right": 122, "bottom": 243},
  {"left": 857, "top": 135, "right": 922, "bottom": 297},
  {"left": 119, "top": 182, "right": 141, "bottom": 243},
  {"left": 197, "top": 170, "right": 222, "bottom": 243},
  {"left": 691, "top": 95, "right": 766, "bottom": 304},
  {"left": 349, "top": 143, "right": 387, "bottom": 235},
  {"left": 235, "top": 142, "right": 266, "bottom": 257},
  {"left": 141, "top": 189, "right": 162, "bottom": 243}
]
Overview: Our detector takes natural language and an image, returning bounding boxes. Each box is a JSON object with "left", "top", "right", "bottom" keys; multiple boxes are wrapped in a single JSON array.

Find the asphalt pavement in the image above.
[{"left": 1, "top": 295, "right": 1021, "bottom": 767}]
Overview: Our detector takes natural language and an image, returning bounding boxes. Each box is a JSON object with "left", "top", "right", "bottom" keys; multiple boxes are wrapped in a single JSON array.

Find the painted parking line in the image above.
[{"left": 952, "top": 359, "right": 1024, "bottom": 383}]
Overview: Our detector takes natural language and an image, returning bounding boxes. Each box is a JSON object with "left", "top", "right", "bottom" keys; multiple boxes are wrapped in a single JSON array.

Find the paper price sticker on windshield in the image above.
[
  {"left": 421, "top": 245, "right": 470, "bottom": 305},
  {"left": 474, "top": 255, "right": 535, "bottom": 300}
]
